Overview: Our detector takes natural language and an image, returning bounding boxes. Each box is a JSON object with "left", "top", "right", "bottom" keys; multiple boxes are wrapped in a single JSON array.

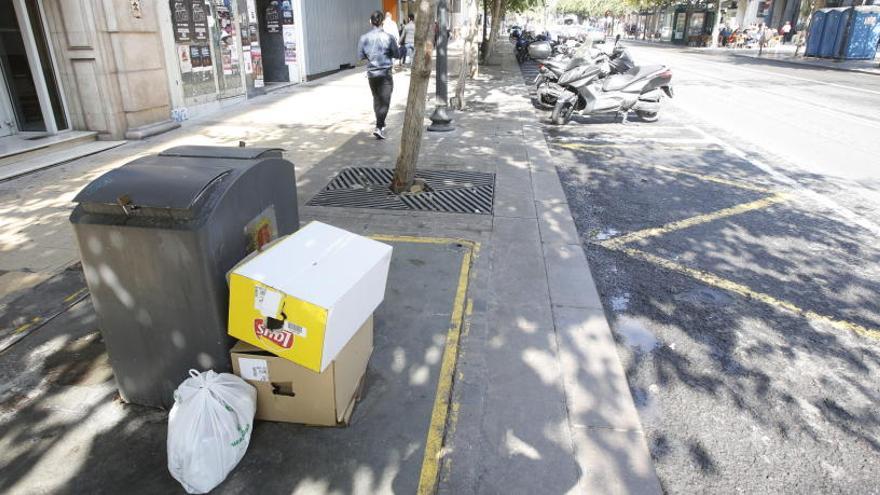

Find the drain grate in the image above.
[{"left": 307, "top": 167, "right": 495, "bottom": 215}]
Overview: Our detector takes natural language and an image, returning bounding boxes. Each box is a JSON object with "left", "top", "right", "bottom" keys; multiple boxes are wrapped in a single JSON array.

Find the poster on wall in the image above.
[
  {"left": 282, "top": 24, "right": 296, "bottom": 63},
  {"left": 265, "top": 1, "right": 281, "bottom": 33},
  {"left": 178, "top": 45, "right": 193, "bottom": 72},
  {"left": 216, "top": 1, "right": 236, "bottom": 43},
  {"left": 191, "top": 0, "right": 209, "bottom": 41},
  {"left": 240, "top": 18, "right": 251, "bottom": 45},
  {"left": 281, "top": 0, "right": 293, "bottom": 25},
  {"left": 189, "top": 45, "right": 202, "bottom": 69},
  {"left": 251, "top": 43, "right": 264, "bottom": 87},
  {"left": 200, "top": 45, "right": 213, "bottom": 71},
  {"left": 244, "top": 46, "right": 253, "bottom": 74},
  {"left": 170, "top": 0, "right": 193, "bottom": 42},
  {"left": 222, "top": 52, "right": 233, "bottom": 75},
  {"left": 247, "top": 0, "right": 257, "bottom": 23}
]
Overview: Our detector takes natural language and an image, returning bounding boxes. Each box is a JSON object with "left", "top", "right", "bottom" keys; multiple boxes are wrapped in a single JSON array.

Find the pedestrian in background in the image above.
[
  {"left": 358, "top": 10, "right": 400, "bottom": 140},
  {"left": 383, "top": 12, "right": 400, "bottom": 45},
  {"left": 781, "top": 21, "right": 792, "bottom": 44},
  {"left": 721, "top": 24, "right": 731, "bottom": 47},
  {"left": 401, "top": 13, "right": 416, "bottom": 67}
]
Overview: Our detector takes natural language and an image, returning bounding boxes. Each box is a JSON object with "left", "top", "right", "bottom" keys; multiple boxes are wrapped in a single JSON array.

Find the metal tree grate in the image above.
[{"left": 307, "top": 167, "right": 495, "bottom": 215}]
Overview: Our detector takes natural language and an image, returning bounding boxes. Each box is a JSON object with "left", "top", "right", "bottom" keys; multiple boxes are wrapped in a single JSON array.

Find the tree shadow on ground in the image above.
[{"left": 551, "top": 120, "right": 880, "bottom": 492}]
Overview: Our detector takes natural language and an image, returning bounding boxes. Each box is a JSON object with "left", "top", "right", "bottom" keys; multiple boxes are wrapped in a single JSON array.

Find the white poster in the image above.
[
  {"left": 282, "top": 24, "right": 297, "bottom": 64},
  {"left": 177, "top": 45, "right": 193, "bottom": 73},
  {"left": 247, "top": 0, "right": 257, "bottom": 23},
  {"left": 243, "top": 47, "right": 253, "bottom": 74}
]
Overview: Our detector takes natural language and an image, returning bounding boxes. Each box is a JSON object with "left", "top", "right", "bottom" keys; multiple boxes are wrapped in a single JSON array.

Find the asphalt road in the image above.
[{"left": 525, "top": 46, "right": 880, "bottom": 493}]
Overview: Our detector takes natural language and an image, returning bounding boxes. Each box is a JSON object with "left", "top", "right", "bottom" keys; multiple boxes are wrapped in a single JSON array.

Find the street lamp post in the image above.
[{"left": 428, "top": 0, "right": 454, "bottom": 132}]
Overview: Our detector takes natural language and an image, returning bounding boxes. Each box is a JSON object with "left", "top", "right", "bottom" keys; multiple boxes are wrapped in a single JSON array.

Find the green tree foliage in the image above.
[
  {"left": 556, "top": 0, "right": 679, "bottom": 16},
  {"left": 556, "top": 0, "right": 631, "bottom": 16},
  {"left": 505, "top": 0, "right": 544, "bottom": 13}
]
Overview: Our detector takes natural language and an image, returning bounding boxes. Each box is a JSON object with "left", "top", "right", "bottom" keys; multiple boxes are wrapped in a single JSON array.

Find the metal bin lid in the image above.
[
  {"left": 72, "top": 162, "right": 232, "bottom": 211},
  {"left": 158, "top": 146, "right": 283, "bottom": 160}
]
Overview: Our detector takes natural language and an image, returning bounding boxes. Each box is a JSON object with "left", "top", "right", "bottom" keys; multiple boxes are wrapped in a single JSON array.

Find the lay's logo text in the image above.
[{"left": 254, "top": 319, "right": 294, "bottom": 349}]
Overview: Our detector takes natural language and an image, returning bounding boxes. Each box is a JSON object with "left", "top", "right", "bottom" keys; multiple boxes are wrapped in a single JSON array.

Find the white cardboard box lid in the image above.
[{"left": 233, "top": 221, "right": 393, "bottom": 309}]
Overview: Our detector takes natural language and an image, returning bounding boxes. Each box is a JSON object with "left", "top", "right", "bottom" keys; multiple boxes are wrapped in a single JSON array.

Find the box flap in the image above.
[
  {"left": 332, "top": 316, "right": 374, "bottom": 423},
  {"left": 231, "top": 221, "right": 393, "bottom": 309}
]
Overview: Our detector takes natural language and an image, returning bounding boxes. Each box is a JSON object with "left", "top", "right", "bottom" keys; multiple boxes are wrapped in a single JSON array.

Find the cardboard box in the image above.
[
  {"left": 231, "top": 316, "right": 373, "bottom": 425},
  {"left": 228, "top": 221, "right": 392, "bottom": 372}
]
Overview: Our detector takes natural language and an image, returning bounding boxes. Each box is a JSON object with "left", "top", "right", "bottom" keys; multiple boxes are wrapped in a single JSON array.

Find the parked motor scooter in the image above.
[
  {"left": 534, "top": 42, "right": 635, "bottom": 109},
  {"left": 550, "top": 60, "right": 673, "bottom": 125}
]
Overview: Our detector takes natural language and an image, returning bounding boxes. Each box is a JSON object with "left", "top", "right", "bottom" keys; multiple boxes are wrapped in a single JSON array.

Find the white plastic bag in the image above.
[{"left": 167, "top": 369, "right": 257, "bottom": 494}]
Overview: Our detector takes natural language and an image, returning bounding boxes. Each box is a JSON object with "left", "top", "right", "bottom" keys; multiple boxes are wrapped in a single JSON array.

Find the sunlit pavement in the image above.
[{"left": 525, "top": 43, "right": 880, "bottom": 493}]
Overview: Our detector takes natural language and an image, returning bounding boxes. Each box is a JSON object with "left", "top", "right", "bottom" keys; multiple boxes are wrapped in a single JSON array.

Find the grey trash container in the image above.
[{"left": 70, "top": 145, "right": 299, "bottom": 408}]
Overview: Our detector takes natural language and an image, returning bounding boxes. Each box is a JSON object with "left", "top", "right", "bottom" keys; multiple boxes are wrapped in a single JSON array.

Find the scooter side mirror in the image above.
[{"left": 615, "top": 34, "right": 621, "bottom": 45}]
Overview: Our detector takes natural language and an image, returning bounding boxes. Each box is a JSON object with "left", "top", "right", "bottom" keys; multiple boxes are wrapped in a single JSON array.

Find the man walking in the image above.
[
  {"left": 359, "top": 10, "right": 400, "bottom": 140},
  {"left": 401, "top": 13, "right": 416, "bottom": 66}
]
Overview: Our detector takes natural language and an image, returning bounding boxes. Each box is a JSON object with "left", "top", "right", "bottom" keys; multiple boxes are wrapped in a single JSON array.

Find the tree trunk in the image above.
[
  {"left": 392, "top": 0, "right": 438, "bottom": 193},
  {"left": 481, "top": 0, "right": 505, "bottom": 64},
  {"left": 481, "top": 0, "right": 489, "bottom": 57},
  {"left": 710, "top": 2, "right": 723, "bottom": 48},
  {"left": 452, "top": 0, "right": 479, "bottom": 110}
]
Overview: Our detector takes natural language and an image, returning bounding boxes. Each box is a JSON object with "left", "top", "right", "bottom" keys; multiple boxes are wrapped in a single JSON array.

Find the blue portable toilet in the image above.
[
  {"left": 805, "top": 9, "right": 829, "bottom": 57},
  {"left": 842, "top": 6, "right": 880, "bottom": 60},
  {"left": 819, "top": 7, "right": 852, "bottom": 57}
]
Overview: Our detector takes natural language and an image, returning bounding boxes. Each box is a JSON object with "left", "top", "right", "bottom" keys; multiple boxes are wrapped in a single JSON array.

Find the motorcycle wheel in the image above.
[
  {"left": 551, "top": 99, "right": 574, "bottom": 125},
  {"left": 636, "top": 110, "right": 659, "bottom": 122}
]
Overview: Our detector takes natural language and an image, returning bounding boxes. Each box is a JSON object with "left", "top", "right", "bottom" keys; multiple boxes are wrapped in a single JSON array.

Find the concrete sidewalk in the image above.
[
  {"left": 731, "top": 50, "right": 880, "bottom": 75},
  {"left": 627, "top": 38, "right": 880, "bottom": 75},
  {"left": 0, "top": 41, "right": 657, "bottom": 494}
]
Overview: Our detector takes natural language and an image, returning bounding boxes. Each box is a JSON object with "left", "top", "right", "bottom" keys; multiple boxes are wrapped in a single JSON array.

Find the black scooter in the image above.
[{"left": 550, "top": 44, "right": 673, "bottom": 125}]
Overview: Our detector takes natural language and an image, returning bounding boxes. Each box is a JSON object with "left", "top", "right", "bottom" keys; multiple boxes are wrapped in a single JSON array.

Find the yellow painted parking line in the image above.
[
  {"left": 600, "top": 194, "right": 790, "bottom": 250},
  {"left": 370, "top": 234, "right": 476, "bottom": 495},
  {"left": 614, "top": 247, "right": 880, "bottom": 340},
  {"left": 63, "top": 287, "right": 89, "bottom": 303},
  {"left": 417, "top": 242, "right": 472, "bottom": 495},
  {"left": 13, "top": 316, "right": 42, "bottom": 334},
  {"left": 371, "top": 234, "right": 481, "bottom": 257}
]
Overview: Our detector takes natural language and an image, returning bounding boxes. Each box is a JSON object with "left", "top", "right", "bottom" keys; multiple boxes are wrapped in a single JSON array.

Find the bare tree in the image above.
[
  {"left": 451, "top": 0, "right": 480, "bottom": 110},
  {"left": 481, "top": 0, "right": 506, "bottom": 64},
  {"left": 392, "top": 0, "right": 439, "bottom": 193},
  {"left": 709, "top": 0, "right": 723, "bottom": 48}
]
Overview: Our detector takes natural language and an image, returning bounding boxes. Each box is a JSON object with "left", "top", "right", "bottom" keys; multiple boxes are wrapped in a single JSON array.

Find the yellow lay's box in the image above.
[{"left": 228, "top": 221, "right": 392, "bottom": 372}]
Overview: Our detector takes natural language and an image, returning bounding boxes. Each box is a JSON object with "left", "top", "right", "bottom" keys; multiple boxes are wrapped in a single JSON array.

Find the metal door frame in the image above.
[
  {"left": 35, "top": 0, "right": 71, "bottom": 131},
  {"left": 9, "top": 0, "right": 69, "bottom": 135},
  {"left": 0, "top": 66, "right": 15, "bottom": 137}
]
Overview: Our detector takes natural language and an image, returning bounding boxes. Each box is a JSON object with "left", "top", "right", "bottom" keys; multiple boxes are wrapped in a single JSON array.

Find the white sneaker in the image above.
[{"left": 373, "top": 127, "right": 386, "bottom": 140}]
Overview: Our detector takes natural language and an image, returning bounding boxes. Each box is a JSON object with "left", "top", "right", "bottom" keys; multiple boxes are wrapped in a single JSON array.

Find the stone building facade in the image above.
[{"left": 0, "top": 0, "right": 379, "bottom": 143}]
